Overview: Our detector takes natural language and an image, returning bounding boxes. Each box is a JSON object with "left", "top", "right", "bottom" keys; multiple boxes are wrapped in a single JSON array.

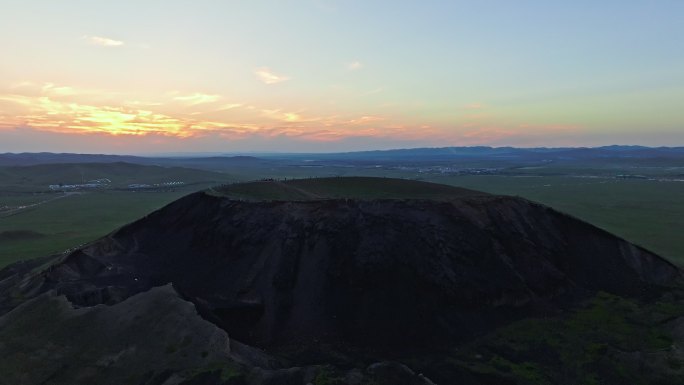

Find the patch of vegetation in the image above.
[
  {"left": 212, "top": 176, "right": 482, "bottom": 202},
  {"left": 313, "top": 366, "right": 346, "bottom": 385},
  {"left": 219, "top": 366, "right": 242, "bottom": 382},
  {"left": 413, "top": 291, "right": 684, "bottom": 385},
  {"left": 489, "top": 356, "right": 549, "bottom": 384},
  {"left": 286, "top": 177, "right": 482, "bottom": 200},
  {"left": 186, "top": 362, "right": 245, "bottom": 383}
]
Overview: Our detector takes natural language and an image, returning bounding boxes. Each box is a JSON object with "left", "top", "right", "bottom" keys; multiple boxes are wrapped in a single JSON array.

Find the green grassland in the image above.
[
  {"left": 0, "top": 188, "right": 221, "bottom": 267},
  {"left": 1, "top": 160, "right": 683, "bottom": 269},
  {"left": 0, "top": 162, "right": 238, "bottom": 267},
  {"left": 428, "top": 175, "right": 684, "bottom": 265},
  {"left": 0, "top": 162, "right": 229, "bottom": 191}
]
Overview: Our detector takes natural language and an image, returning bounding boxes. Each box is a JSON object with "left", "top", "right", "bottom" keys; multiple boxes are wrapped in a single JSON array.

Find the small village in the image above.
[{"left": 48, "top": 178, "right": 186, "bottom": 191}]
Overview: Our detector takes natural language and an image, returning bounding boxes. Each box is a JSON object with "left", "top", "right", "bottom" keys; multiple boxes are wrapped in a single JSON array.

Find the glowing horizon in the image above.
[{"left": 1, "top": 1, "right": 683, "bottom": 153}]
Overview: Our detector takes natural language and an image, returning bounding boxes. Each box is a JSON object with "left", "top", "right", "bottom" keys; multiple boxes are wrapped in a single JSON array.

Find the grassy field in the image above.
[
  {"left": 0, "top": 187, "right": 219, "bottom": 268},
  {"left": 1, "top": 160, "right": 683, "bottom": 269},
  {"left": 0, "top": 162, "right": 230, "bottom": 191},
  {"left": 211, "top": 176, "right": 484, "bottom": 201},
  {"left": 428, "top": 175, "right": 684, "bottom": 265},
  {"left": 0, "top": 162, "right": 238, "bottom": 268}
]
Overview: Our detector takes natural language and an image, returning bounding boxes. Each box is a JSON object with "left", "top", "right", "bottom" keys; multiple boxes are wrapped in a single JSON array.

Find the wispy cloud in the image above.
[
  {"left": 1, "top": 94, "right": 186, "bottom": 136},
  {"left": 283, "top": 113, "right": 301, "bottom": 122},
  {"left": 83, "top": 35, "right": 124, "bottom": 47},
  {"left": 8, "top": 82, "right": 117, "bottom": 101},
  {"left": 173, "top": 93, "right": 220, "bottom": 106},
  {"left": 124, "top": 100, "right": 164, "bottom": 107},
  {"left": 254, "top": 67, "right": 291, "bottom": 84},
  {"left": 1, "top": 82, "right": 478, "bottom": 145},
  {"left": 262, "top": 109, "right": 299, "bottom": 122},
  {"left": 347, "top": 61, "right": 363, "bottom": 71},
  {"left": 0, "top": 93, "right": 264, "bottom": 138},
  {"left": 9, "top": 81, "right": 36, "bottom": 89},
  {"left": 348, "top": 116, "right": 384, "bottom": 125},
  {"left": 217, "top": 103, "right": 243, "bottom": 111},
  {"left": 41, "top": 83, "right": 76, "bottom": 96},
  {"left": 260, "top": 108, "right": 327, "bottom": 124}
]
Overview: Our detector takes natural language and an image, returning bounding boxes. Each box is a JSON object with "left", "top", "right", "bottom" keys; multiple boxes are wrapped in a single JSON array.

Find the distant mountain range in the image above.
[
  {"left": 1, "top": 146, "right": 683, "bottom": 167},
  {"left": 0, "top": 152, "right": 266, "bottom": 167},
  {"left": 305, "top": 145, "right": 684, "bottom": 161}
]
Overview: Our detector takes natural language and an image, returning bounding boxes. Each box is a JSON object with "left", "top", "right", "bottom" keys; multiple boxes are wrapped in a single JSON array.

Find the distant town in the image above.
[{"left": 49, "top": 179, "right": 186, "bottom": 191}]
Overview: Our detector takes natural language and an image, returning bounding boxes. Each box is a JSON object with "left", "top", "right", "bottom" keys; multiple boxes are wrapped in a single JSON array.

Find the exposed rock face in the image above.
[{"left": 1, "top": 191, "right": 679, "bottom": 357}]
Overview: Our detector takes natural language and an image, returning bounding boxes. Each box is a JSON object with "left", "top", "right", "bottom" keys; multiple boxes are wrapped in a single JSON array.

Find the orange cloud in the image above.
[
  {"left": 0, "top": 94, "right": 227, "bottom": 137},
  {"left": 173, "top": 93, "right": 221, "bottom": 106},
  {"left": 41, "top": 83, "right": 77, "bottom": 96},
  {"left": 260, "top": 109, "right": 325, "bottom": 124},
  {"left": 5, "top": 81, "right": 563, "bottom": 146},
  {"left": 348, "top": 115, "right": 384, "bottom": 125},
  {"left": 217, "top": 103, "right": 243, "bottom": 111}
]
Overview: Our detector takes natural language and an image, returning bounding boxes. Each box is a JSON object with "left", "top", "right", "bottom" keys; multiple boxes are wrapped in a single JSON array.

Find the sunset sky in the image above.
[{"left": 1, "top": 1, "right": 683, "bottom": 153}]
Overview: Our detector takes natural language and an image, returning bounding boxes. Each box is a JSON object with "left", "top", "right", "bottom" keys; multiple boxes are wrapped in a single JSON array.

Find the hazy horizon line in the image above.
[{"left": 2, "top": 144, "right": 684, "bottom": 158}]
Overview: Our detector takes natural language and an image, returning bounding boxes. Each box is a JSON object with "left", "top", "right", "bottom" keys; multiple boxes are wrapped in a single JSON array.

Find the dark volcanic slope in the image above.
[{"left": 1, "top": 178, "right": 680, "bottom": 357}]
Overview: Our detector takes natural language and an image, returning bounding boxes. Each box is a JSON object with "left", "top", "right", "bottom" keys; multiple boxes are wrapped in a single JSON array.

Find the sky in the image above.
[{"left": 1, "top": 0, "right": 683, "bottom": 154}]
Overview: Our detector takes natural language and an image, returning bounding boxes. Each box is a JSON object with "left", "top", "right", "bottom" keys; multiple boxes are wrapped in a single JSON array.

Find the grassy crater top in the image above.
[{"left": 208, "top": 176, "right": 487, "bottom": 201}]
